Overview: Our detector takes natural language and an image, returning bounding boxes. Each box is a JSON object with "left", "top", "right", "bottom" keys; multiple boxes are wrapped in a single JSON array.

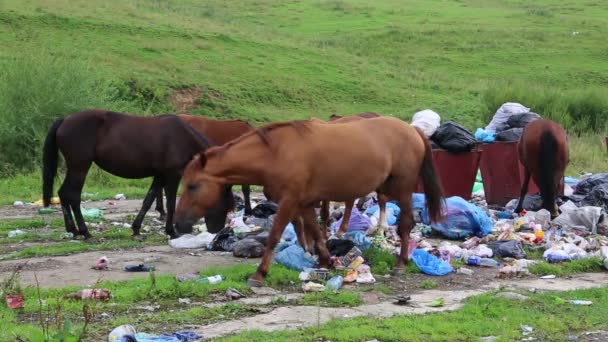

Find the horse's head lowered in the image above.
[{"left": 174, "top": 153, "right": 234, "bottom": 235}]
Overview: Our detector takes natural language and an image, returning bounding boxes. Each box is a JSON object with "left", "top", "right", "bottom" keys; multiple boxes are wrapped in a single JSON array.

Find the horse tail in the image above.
[
  {"left": 538, "top": 129, "right": 558, "bottom": 212},
  {"left": 42, "top": 118, "right": 64, "bottom": 207},
  {"left": 414, "top": 127, "right": 444, "bottom": 223}
]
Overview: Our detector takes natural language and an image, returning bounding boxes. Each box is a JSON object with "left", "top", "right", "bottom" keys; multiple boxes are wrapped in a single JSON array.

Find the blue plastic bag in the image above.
[
  {"left": 274, "top": 244, "right": 316, "bottom": 271},
  {"left": 474, "top": 128, "right": 496, "bottom": 143},
  {"left": 281, "top": 223, "right": 297, "bottom": 243},
  {"left": 330, "top": 207, "right": 372, "bottom": 233},
  {"left": 411, "top": 249, "right": 453, "bottom": 276},
  {"left": 364, "top": 202, "right": 401, "bottom": 225},
  {"left": 343, "top": 231, "right": 371, "bottom": 251},
  {"left": 430, "top": 196, "right": 493, "bottom": 239},
  {"left": 123, "top": 331, "right": 202, "bottom": 342}
]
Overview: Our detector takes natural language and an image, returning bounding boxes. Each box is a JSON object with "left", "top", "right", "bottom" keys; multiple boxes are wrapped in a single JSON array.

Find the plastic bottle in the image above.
[
  {"left": 467, "top": 256, "right": 500, "bottom": 267},
  {"left": 197, "top": 275, "right": 225, "bottom": 284},
  {"left": 326, "top": 275, "right": 343, "bottom": 291},
  {"left": 38, "top": 208, "right": 58, "bottom": 214}
]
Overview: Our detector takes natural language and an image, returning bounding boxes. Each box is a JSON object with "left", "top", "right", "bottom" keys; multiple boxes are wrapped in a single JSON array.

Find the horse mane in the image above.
[
  {"left": 175, "top": 115, "right": 213, "bottom": 148},
  {"left": 205, "top": 120, "right": 312, "bottom": 158}
]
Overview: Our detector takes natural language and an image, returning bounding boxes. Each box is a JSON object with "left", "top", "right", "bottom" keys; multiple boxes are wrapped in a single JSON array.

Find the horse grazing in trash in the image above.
[
  {"left": 514, "top": 119, "right": 569, "bottom": 218},
  {"left": 42, "top": 109, "right": 238, "bottom": 239},
  {"left": 174, "top": 116, "right": 444, "bottom": 287}
]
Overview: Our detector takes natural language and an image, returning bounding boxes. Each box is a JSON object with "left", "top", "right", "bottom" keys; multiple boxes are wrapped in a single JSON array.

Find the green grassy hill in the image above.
[{"left": 0, "top": 0, "right": 607, "bottom": 202}]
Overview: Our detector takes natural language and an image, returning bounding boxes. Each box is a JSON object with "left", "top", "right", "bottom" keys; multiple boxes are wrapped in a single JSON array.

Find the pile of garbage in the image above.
[{"left": 475, "top": 102, "right": 542, "bottom": 143}]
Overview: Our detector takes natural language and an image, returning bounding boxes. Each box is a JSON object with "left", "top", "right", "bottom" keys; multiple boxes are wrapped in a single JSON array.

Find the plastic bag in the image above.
[
  {"left": 474, "top": 128, "right": 496, "bottom": 143},
  {"left": 438, "top": 242, "right": 463, "bottom": 259},
  {"left": 495, "top": 127, "right": 524, "bottom": 141},
  {"left": 274, "top": 244, "right": 317, "bottom": 271},
  {"left": 365, "top": 202, "right": 401, "bottom": 225},
  {"left": 430, "top": 122, "right": 477, "bottom": 153},
  {"left": 488, "top": 240, "right": 527, "bottom": 259},
  {"left": 485, "top": 102, "right": 530, "bottom": 133},
  {"left": 469, "top": 244, "right": 493, "bottom": 258},
  {"left": 430, "top": 196, "right": 493, "bottom": 239},
  {"left": 505, "top": 112, "right": 541, "bottom": 129},
  {"left": 208, "top": 226, "right": 238, "bottom": 251},
  {"left": 411, "top": 249, "right": 453, "bottom": 276},
  {"left": 282, "top": 222, "right": 298, "bottom": 243},
  {"left": 343, "top": 231, "right": 371, "bottom": 251},
  {"left": 553, "top": 205, "right": 604, "bottom": 235},
  {"left": 169, "top": 232, "right": 215, "bottom": 249},
  {"left": 574, "top": 174, "right": 608, "bottom": 196},
  {"left": 579, "top": 183, "right": 608, "bottom": 210},
  {"left": 232, "top": 238, "right": 265, "bottom": 258},
  {"left": 330, "top": 208, "right": 372, "bottom": 234},
  {"left": 252, "top": 201, "right": 278, "bottom": 218},
  {"left": 411, "top": 109, "right": 441, "bottom": 137},
  {"left": 326, "top": 239, "right": 355, "bottom": 257}
]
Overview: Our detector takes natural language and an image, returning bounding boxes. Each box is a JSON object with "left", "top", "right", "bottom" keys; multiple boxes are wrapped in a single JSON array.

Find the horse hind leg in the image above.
[
  {"left": 242, "top": 185, "right": 253, "bottom": 216},
  {"left": 132, "top": 176, "right": 163, "bottom": 237},
  {"left": 336, "top": 199, "right": 354, "bottom": 238},
  {"left": 163, "top": 175, "right": 181, "bottom": 239},
  {"left": 514, "top": 168, "right": 531, "bottom": 214},
  {"left": 59, "top": 164, "right": 93, "bottom": 239},
  {"left": 155, "top": 188, "right": 166, "bottom": 221},
  {"left": 303, "top": 206, "right": 330, "bottom": 268},
  {"left": 394, "top": 193, "right": 414, "bottom": 275}
]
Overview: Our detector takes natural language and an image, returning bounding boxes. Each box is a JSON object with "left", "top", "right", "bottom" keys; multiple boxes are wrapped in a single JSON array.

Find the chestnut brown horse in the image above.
[
  {"left": 174, "top": 116, "right": 443, "bottom": 287},
  {"left": 42, "top": 109, "right": 237, "bottom": 239},
  {"left": 514, "top": 119, "right": 569, "bottom": 218},
  {"left": 152, "top": 115, "right": 255, "bottom": 219}
]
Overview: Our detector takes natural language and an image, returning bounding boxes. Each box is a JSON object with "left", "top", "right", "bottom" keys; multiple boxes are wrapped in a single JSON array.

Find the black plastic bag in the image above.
[
  {"left": 506, "top": 112, "right": 541, "bottom": 129},
  {"left": 488, "top": 240, "right": 527, "bottom": 259},
  {"left": 233, "top": 238, "right": 265, "bottom": 258},
  {"left": 326, "top": 239, "right": 355, "bottom": 257},
  {"left": 495, "top": 127, "right": 524, "bottom": 141},
  {"left": 252, "top": 201, "right": 279, "bottom": 218},
  {"left": 580, "top": 183, "right": 608, "bottom": 210},
  {"left": 574, "top": 174, "right": 608, "bottom": 196},
  {"left": 431, "top": 121, "right": 477, "bottom": 153},
  {"left": 209, "top": 226, "right": 238, "bottom": 251}
]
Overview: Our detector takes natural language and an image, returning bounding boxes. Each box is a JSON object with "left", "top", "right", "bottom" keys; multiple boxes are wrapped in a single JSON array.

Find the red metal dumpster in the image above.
[
  {"left": 416, "top": 148, "right": 482, "bottom": 200},
  {"left": 479, "top": 141, "right": 563, "bottom": 206}
]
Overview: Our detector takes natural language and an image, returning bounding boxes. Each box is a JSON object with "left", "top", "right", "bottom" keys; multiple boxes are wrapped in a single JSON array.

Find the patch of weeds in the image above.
[
  {"left": 363, "top": 246, "right": 396, "bottom": 274},
  {"left": 523, "top": 246, "right": 544, "bottom": 260},
  {"left": 528, "top": 257, "right": 604, "bottom": 277},
  {"left": 298, "top": 291, "right": 362, "bottom": 307},
  {"left": 419, "top": 280, "right": 438, "bottom": 289},
  {"left": 360, "top": 284, "right": 394, "bottom": 295}
]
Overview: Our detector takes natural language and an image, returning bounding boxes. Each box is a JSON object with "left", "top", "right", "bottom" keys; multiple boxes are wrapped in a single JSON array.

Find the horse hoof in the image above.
[
  {"left": 247, "top": 278, "right": 264, "bottom": 288},
  {"left": 158, "top": 215, "right": 166, "bottom": 222},
  {"left": 392, "top": 267, "right": 405, "bottom": 276}
]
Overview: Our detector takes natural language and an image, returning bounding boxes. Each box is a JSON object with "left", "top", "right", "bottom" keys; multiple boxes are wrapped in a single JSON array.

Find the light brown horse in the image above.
[
  {"left": 152, "top": 115, "right": 256, "bottom": 219},
  {"left": 514, "top": 119, "right": 569, "bottom": 218},
  {"left": 174, "top": 116, "right": 443, "bottom": 287}
]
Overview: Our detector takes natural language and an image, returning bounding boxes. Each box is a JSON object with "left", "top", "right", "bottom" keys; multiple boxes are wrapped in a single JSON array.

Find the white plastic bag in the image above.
[
  {"left": 411, "top": 109, "right": 441, "bottom": 137},
  {"left": 169, "top": 232, "right": 215, "bottom": 249},
  {"left": 485, "top": 102, "right": 530, "bottom": 133}
]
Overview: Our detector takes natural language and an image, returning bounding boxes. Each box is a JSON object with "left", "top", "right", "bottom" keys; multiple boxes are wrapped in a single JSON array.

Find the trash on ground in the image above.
[
  {"left": 540, "top": 275, "right": 557, "bottom": 279},
  {"left": 64, "top": 288, "right": 111, "bottom": 301},
  {"left": 169, "top": 232, "right": 215, "bottom": 249},
  {"left": 326, "top": 275, "right": 343, "bottom": 291},
  {"left": 114, "top": 193, "right": 126, "bottom": 200},
  {"left": 411, "top": 249, "right": 453, "bottom": 276},
  {"left": 299, "top": 268, "right": 330, "bottom": 281},
  {"left": 38, "top": 208, "right": 58, "bottom": 214},
  {"left": 356, "top": 270, "right": 376, "bottom": 284},
  {"left": 7, "top": 230, "right": 26, "bottom": 238},
  {"left": 568, "top": 300, "right": 593, "bottom": 305},
  {"left": 5, "top": 294, "right": 24, "bottom": 309},
  {"left": 232, "top": 238, "right": 265, "bottom": 258},
  {"left": 488, "top": 240, "right": 527, "bottom": 259},
  {"left": 428, "top": 196, "right": 493, "bottom": 239},
  {"left": 196, "top": 275, "right": 225, "bottom": 285},
  {"left": 302, "top": 281, "right": 325, "bottom": 292},
  {"left": 428, "top": 298, "right": 445, "bottom": 307},
  {"left": 108, "top": 324, "right": 137, "bottom": 342},
  {"left": 178, "top": 298, "right": 192, "bottom": 305},
  {"left": 466, "top": 256, "right": 500, "bottom": 267},
  {"left": 81, "top": 207, "right": 103, "bottom": 220},
  {"left": 124, "top": 264, "right": 155, "bottom": 272},
  {"left": 93, "top": 256, "right": 109, "bottom": 270},
  {"left": 119, "top": 331, "right": 202, "bottom": 342},
  {"left": 274, "top": 244, "right": 317, "bottom": 271},
  {"left": 393, "top": 295, "right": 412, "bottom": 306},
  {"left": 521, "top": 324, "right": 534, "bottom": 336},
  {"left": 13, "top": 201, "right": 24, "bottom": 206},
  {"left": 456, "top": 267, "right": 474, "bottom": 276},
  {"left": 330, "top": 208, "right": 372, "bottom": 234},
  {"left": 225, "top": 288, "right": 245, "bottom": 300}
]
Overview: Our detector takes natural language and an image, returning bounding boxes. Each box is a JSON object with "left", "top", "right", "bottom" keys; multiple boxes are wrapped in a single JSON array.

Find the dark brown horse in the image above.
[
  {"left": 514, "top": 119, "right": 569, "bottom": 218},
  {"left": 42, "top": 109, "right": 235, "bottom": 239},
  {"left": 174, "top": 116, "right": 443, "bottom": 287},
  {"left": 152, "top": 115, "right": 255, "bottom": 219}
]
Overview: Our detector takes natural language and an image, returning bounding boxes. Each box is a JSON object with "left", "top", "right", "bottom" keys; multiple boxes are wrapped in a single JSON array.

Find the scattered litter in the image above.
[
  {"left": 120, "top": 331, "right": 202, "bottom": 342},
  {"left": 7, "top": 230, "right": 26, "bottom": 238},
  {"left": 356, "top": 271, "right": 376, "bottom": 284},
  {"left": 411, "top": 249, "right": 453, "bottom": 276},
  {"left": 299, "top": 268, "right": 330, "bottom": 281},
  {"left": 540, "top": 275, "right": 556, "bottom": 279},
  {"left": 488, "top": 240, "right": 526, "bottom": 259},
  {"left": 568, "top": 300, "right": 592, "bottom": 305},
  {"left": 466, "top": 256, "right": 500, "bottom": 267},
  {"left": 64, "top": 288, "right": 111, "bottom": 301},
  {"left": 13, "top": 201, "right": 24, "bottom": 206},
  {"left": 81, "top": 207, "right": 103, "bottom": 220},
  {"left": 5, "top": 294, "right": 24, "bottom": 309},
  {"left": 178, "top": 298, "right": 192, "bottom": 305},
  {"left": 456, "top": 267, "right": 474, "bottom": 276},
  {"left": 225, "top": 288, "right": 245, "bottom": 300},
  {"left": 274, "top": 244, "right": 317, "bottom": 271},
  {"left": 93, "top": 256, "right": 109, "bottom": 270},
  {"left": 495, "top": 292, "right": 530, "bottom": 301},
  {"left": 169, "top": 232, "right": 215, "bottom": 249},
  {"left": 428, "top": 196, "right": 493, "bottom": 239},
  {"left": 521, "top": 324, "right": 534, "bottom": 336},
  {"left": 38, "top": 208, "right": 58, "bottom": 214},
  {"left": 114, "top": 193, "right": 126, "bottom": 200},
  {"left": 196, "top": 275, "right": 225, "bottom": 285},
  {"left": 302, "top": 281, "right": 325, "bottom": 292},
  {"left": 326, "top": 275, "right": 343, "bottom": 291},
  {"left": 108, "top": 324, "right": 137, "bottom": 342},
  {"left": 428, "top": 298, "right": 444, "bottom": 307},
  {"left": 124, "top": 264, "right": 155, "bottom": 272},
  {"left": 232, "top": 238, "right": 265, "bottom": 258},
  {"left": 393, "top": 295, "right": 411, "bottom": 306}
]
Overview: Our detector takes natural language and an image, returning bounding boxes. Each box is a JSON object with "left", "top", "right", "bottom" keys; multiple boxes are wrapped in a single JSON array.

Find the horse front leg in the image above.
[
  {"left": 248, "top": 198, "right": 298, "bottom": 287},
  {"left": 515, "top": 169, "right": 531, "bottom": 214},
  {"left": 132, "top": 176, "right": 163, "bottom": 237},
  {"left": 394, "top": 194, "right": 413, "bottom": 275},
  {"left": 155, "top": 188, "right": 166, "bottom": 221},
  {"left": 164, "top": 175, "right": 181, "bottom": 239},
  {"left": 242, "top": 185, "right": 253, "bottom": 216},
  {"left": 337, "top": 200, "right": 354, "bottom": 238}
]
